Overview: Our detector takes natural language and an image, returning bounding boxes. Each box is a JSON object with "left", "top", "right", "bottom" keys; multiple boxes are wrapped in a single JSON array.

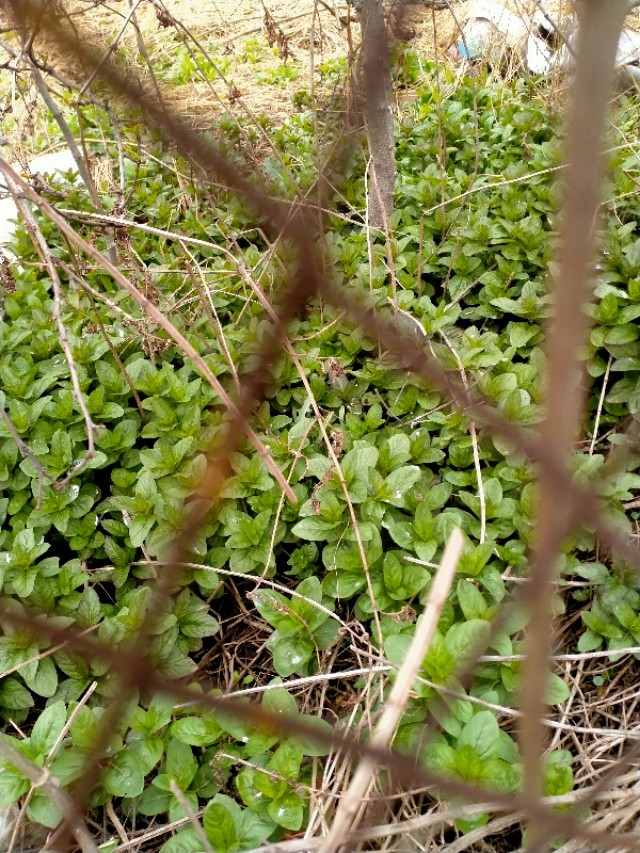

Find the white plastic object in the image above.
[
  {"left": 0, "top": 148, "right": 81, "bottom": 252},
  {"left": 455, "top": 0, "right": 552, "bottom": 74}
]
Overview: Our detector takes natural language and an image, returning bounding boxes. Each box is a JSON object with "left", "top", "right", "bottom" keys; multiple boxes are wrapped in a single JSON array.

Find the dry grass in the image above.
[
  {"left": 3, "top": 0, "right": 638, "bottom": 172},
  {"left": 1, "top": 0, "right": 354, "bottom": 154},
  {"left": 9, "top": 0, "right": 636, "bottom": 161}
]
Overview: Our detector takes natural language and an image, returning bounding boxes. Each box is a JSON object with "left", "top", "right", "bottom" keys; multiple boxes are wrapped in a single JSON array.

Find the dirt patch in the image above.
[
  {"left": 2, "top": 0, "right": 639, "bottom": 159},
  {"left": 0, "top": 2, "right": 554, "bottom": 138},
  {"left": 0, "top": 0, "right": 354, "bottom": 142}
]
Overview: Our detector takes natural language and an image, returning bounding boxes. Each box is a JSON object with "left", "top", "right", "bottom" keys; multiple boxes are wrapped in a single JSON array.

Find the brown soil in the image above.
[{"left": 1, "top": 1, "right": 639, "bottom": 158}]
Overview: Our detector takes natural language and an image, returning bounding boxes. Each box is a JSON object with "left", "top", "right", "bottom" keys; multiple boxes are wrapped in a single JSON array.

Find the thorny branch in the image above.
[
  {"left": 2, "top": 1, "right": 640, "bottom": 851},
  {"left": 521, "top": 3, "right": 628, "bottom": 846}
]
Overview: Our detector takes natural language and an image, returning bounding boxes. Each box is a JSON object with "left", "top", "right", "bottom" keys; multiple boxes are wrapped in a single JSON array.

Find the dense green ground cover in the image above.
[{"left": 2, "top": 62, "right": 640, "bottom": 849}]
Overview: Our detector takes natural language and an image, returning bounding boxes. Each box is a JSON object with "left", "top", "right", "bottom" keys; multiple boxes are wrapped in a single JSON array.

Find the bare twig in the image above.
[
  {"left": 79, "top": 0, "right": 143, "bottom": 94},
  {"left": 168, "top": 781, "right": 213, "bottom": 853},
  {"left": 0, "top": 739, "right": 99, "bottom": 853},
  {"left": 7, "top": 682, "right": 98, "bottom": 853},
  {"left": 589, "top": 353, "right": 612, "bottom": 455},
  {"left": 531, "top": 0, "right": 576, "bottom": 60},
  {"left": 182, "top": 247, "right": 241, "bottom": 394},
  {"left": 318, "top": 529, "right": 464, "bottom": 853},
  {"left": 522, "top": 1, "right": 629, "bottom": 845}
]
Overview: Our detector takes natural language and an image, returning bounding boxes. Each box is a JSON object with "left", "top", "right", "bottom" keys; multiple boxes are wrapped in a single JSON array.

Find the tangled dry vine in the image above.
[{"left": 1, "top": 1, "right": 640, "bottom": 851}]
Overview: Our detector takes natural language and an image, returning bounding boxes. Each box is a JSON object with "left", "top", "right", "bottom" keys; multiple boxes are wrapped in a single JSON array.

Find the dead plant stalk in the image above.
[
  {"left": 318, "top": 528, "right": 464, "bottom": 852},
  {"left": 522, "top": 3, "right": 630, "bottom": 844}
]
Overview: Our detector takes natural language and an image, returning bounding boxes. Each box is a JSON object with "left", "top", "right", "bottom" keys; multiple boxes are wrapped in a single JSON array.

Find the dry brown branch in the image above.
[
  {"left": 522, "top": 3, "right": 629, "bottom": 844},
  {"left": 13, "top": 6, "right": 119, "bottom": 262},
  {"left": 3, "top": 2, "right": 640, "bottom": 851},
  {"left": 7, "top": 681, "right": 98, "bottom": 853},
  {"left": 169, "top": 780, "right": 214, "bottom": 853}
]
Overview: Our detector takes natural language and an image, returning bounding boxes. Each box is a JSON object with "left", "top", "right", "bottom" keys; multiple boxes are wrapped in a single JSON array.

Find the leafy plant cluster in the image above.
[{"left": 1, "top": 62, "right": 640, "bottom": 847}]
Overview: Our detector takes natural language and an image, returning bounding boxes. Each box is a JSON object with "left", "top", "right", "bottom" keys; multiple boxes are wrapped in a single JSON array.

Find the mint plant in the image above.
[{"left": 1, "top": 57, "right": 640, "bottom": 850}]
